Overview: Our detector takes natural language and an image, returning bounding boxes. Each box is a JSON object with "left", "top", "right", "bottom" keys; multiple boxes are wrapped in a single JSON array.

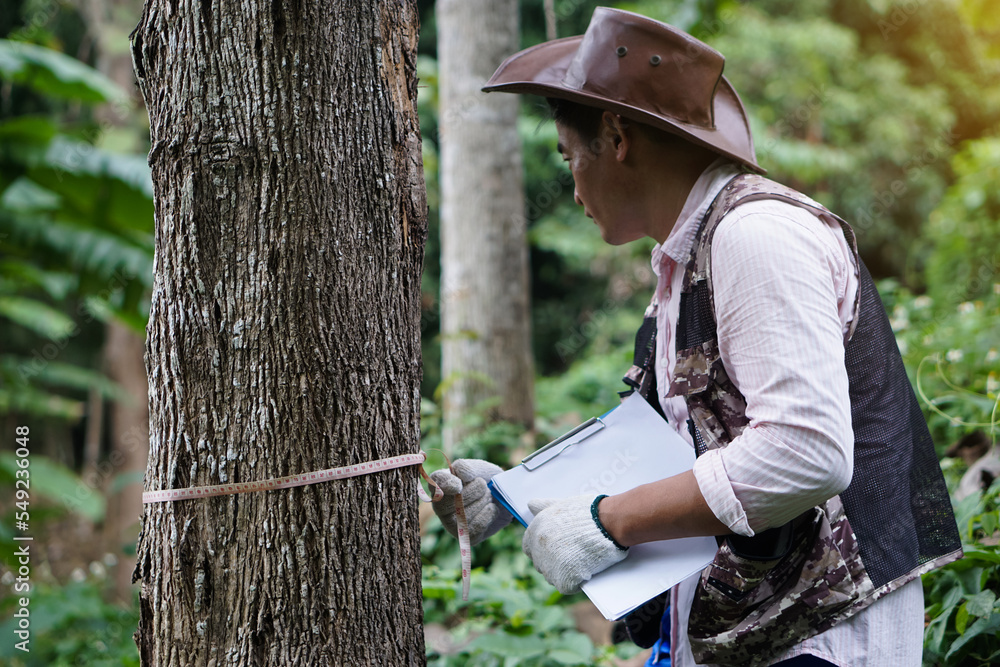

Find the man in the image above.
[{"left": 431, "top": 8, "right": 961, "bottom": 666}]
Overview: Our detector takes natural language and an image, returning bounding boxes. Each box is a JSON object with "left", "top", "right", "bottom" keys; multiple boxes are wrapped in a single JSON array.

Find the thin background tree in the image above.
[{"left": 437, "top": 0, "right": 535, "bottom": 453}]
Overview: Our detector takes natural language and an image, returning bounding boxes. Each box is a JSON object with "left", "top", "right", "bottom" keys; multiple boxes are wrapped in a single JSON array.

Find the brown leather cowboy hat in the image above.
[{"left": 482, "top": 7, "right": 764, "bottom": 174}]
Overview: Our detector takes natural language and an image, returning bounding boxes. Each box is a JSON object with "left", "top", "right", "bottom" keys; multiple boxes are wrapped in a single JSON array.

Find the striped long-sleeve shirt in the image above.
[{"left": 650, "top": 159, "right": 923, "bottom": 667}]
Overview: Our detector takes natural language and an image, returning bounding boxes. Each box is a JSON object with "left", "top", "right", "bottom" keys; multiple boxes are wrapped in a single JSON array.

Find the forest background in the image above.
[{"left": 0, "top": 0, "right": 998, "bottom": 665}]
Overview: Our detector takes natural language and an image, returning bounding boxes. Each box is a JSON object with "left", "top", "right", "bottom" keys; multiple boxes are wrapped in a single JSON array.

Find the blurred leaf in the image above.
[
  {"left": 0, "top": 453, "right": 104, "bottom": 521},
  {"left": 962, "top": 549, "right": 1000, "bottom": 565},
  {"left": 548, "top": 631, "right": 594, "bottom": 664},
  {"left": 0, "top": 39, "right": 128, "bottom": 105},
  {"left": 1, "top": 177, "right": 61, "bottom": 212},
  {"left": 0, "top": 385, "right": 83, "bottom": 420},
  {"left": 110, "top": 470, "right": 145, "bottom": 494},
  {"left": 965, "top": 590, "right": 997, "bottom": 617},
  {"left": 38, "top": 135, "right": 153, "bottom": 197},
  {"left": 27, "top": 137, "right": 154, "bottom": 238},
  {"left": 0, "top": 295, "right": 75, "bottom": 339},
  {"left": 3, "top": 213, "right": 152, "bottom": 289},
  {"left": 946, "top": 613, "right": 1000, "bottom": 660},
  {"left": 0, "top": 579, "right": 140, "bottom": 665},
  {"left": 0, "top": 115, "right": 58, "bottom": 144},
  {"left": 468, "top": 632, "right": 548, "bottom": 659},
  {"left": 956, "top": 601, "right": 970, "bottom": 634},
  {"left": 0, "top": 260, "right": 75, "bottom": 301},
  {"left": 0, "top": 356, "right": 126, "bottom": 401}
]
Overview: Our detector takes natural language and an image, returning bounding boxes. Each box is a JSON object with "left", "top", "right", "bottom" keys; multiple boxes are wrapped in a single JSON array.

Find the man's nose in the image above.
[{"left": 574, "top": 189, "right": 583, "bottom": 207}]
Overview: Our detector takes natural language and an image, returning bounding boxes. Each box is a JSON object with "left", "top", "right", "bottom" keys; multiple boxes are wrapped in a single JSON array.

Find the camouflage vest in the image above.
[{"left": 624, "top": 174, "right": 962, "bottom": 666}]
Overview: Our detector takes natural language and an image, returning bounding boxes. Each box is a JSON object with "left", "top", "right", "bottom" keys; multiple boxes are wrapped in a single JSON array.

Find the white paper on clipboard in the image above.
[{"left": 489, "top": 392, "right": 719, "bottom": 620}]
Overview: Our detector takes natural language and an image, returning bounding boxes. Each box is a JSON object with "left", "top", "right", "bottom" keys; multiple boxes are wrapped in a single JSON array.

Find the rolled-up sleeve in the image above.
[{"left": 691, "top": 201, "right": 856, "bottom": 536}]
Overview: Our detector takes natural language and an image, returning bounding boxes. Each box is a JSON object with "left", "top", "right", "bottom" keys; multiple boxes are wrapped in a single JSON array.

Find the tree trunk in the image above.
[
  {"left": 437, "top": 0, "right": 534, "bottom": 452},
  {"left": 129, "top": 2, "right": 428, "bottom": 665}
]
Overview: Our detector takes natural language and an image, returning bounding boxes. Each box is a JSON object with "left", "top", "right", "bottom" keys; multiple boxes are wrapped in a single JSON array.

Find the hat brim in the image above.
[{"left": 483, "top": 36, "right": 764, "bottom": 174}]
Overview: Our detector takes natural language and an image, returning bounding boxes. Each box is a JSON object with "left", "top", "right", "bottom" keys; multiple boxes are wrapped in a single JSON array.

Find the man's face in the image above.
[{"left": 556, "top": 120, "right": 645, "bottom": 246}]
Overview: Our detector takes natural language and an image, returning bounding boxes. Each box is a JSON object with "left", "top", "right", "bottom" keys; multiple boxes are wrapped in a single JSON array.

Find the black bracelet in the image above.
[{"left": 591, "top": 495, "right": 629, "bottom": 552}]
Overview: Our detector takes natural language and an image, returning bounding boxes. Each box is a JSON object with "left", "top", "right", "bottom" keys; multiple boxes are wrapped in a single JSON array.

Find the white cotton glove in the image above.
[
  {"left": 430, "top": 458, "right": 513, "bottom": 546},
  {"left": 522, "top": 495, "right": 629, "bottom": 594}
]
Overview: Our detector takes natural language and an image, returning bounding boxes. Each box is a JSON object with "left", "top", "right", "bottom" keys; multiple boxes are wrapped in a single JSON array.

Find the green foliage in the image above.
[
  {"left": 0, "top": 38, "right": 128, "bottom": 105},
  {"left": 0, "top": 36, "right": 154, "bottom": 419},
  {"left": 422, "top": 524, "right": 643, "bottom": 666},
  {"left": 875, "top": 137, "right": 1000, "bottom": 666},
  {"left": 923, "top": 137, "right": 1000, "bottom": 305},
  {"left": 880, "top": 138, "right": 1000, "bottom": 445},
  {"left": 0, "top": 575, "right": 140, "bottom": 667},
  {"left": 709, "top": 4, "right": 954, "bottom": 275},
  {"left": 922, "top": 480, "right": 1000, "bottom": 666},
  {"left": 850, "top": 0, "right": 1000, "bottom": 143},
  {"left": 882, "top": 279, "right": 999, "bottom": 444},
  {"left": 0, "top": 451, "right": 105, "bottom": 525}
]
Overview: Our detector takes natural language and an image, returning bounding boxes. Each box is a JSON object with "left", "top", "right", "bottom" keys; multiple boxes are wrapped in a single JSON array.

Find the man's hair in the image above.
[
  {"left": 547, "top": 97, "right": 606, "bottom": 144},
  {"left": 547, "top": 97, "right": 712, "bottom": 158}
]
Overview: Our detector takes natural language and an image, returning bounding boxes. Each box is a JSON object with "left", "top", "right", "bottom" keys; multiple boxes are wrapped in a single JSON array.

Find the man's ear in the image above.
[{"left": 602, "top": 112, "right": 631, "bottom": 162}]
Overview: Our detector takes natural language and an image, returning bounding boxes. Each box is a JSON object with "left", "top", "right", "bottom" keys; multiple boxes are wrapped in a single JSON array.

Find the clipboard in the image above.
[{"left": 488, "top": 393, "right": 719, "bottom": 620}]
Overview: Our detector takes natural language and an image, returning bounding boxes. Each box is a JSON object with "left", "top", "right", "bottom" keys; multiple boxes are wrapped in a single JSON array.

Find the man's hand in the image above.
[
  {"left": 523, "top": 495, "right": 629, "bottom": 594},
  {"left": 430, "top": 459, "right": 512, "bottom": 546}
]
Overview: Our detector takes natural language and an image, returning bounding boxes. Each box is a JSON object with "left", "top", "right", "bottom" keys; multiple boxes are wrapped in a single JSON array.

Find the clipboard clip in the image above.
[{"left": 521, "top": 416, "right": 607, "bottom": 470}]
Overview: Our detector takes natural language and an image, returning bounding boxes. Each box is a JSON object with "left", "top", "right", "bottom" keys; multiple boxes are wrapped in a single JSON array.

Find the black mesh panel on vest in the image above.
[
  {"left": 629, "top": 316, "right": 668, "bottom": 420},
  {"left": 840, "top": 261, "right": 961, "bottom": 588},
  {"left": 633, "top": 316, "right": 657, "bottom": 371},
  {"left": 677, "top": 280, "right": 715, "bottom": 350}
]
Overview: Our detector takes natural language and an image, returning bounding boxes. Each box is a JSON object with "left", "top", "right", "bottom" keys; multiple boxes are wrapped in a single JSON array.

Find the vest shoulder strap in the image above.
[{"left": 682, "top": 173, "right": 862, "bottom": 346}]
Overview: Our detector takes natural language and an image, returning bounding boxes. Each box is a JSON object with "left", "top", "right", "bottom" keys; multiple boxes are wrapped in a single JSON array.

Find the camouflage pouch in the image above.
[{"left": 688, "top": 503, "right": 862, "bottom": 666}]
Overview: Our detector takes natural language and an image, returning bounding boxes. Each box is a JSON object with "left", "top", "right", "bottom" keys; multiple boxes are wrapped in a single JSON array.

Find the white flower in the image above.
[
  {"left": 913, "top": 295, "right": 932, "bottom": 309},
  {"left": 945, "top": 349, "right": 964, "bottom": 363},
  {"left": 987, "top": 373, "right": 999, "bottom": 397},
  {"left": 103, "top": 552, "right": 119, "bottom": 567},
  {"left": 70, "top": 568, "right": 86, "bottom": 583},
  {"left": 89, "top": 561, "right": 107, "bottom": 578},
  {"left": 890, "top": 305, "right": 909, "bottom": 331},
  {"left": 897, "top": 339, "right": 909, "bottom": 355},
  {"left": 994, "top": 283, "right": 1000, "bottom": 295},
  {"left": 987, "top": 349, "right": 999, "bottom": 363},
  {"left": 958, "top": 302, "right": 975, "bottom": 314}
]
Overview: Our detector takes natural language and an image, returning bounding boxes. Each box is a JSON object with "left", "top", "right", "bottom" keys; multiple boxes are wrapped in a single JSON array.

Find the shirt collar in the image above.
[{"left": 651, "top": 158, "right": 744, "bottom": 270}]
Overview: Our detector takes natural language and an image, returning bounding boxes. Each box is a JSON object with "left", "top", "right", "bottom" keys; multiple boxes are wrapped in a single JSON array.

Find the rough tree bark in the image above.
[
  {"left": 129, "top": 1, "right": 428, "bottom": 665},
  {"left": 437, "top": 0, "right": 535, "bottom": 452}
]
